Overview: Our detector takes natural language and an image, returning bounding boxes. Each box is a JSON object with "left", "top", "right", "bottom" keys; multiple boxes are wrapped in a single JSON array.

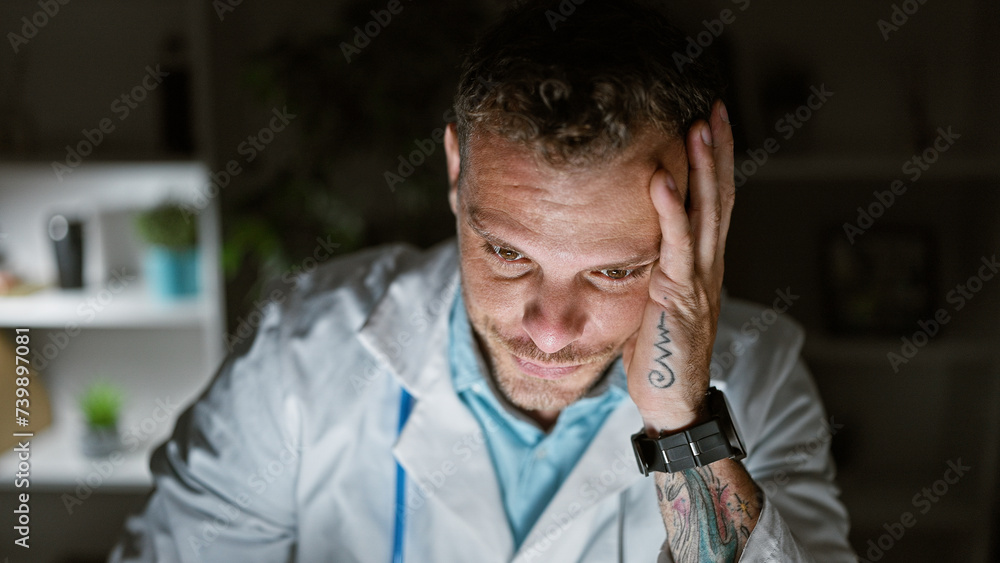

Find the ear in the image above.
[{"left": 444, "top": 123, "right": 461, "bottom": 215}]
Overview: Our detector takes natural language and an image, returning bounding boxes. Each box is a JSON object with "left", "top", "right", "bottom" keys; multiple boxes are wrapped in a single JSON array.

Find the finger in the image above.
[
  {"left": 649, "top": 168, "right": 694, "bottom": 284},
  {"left": 710, "top": 99, "right": 737, "bottom": 257},
  {"left": 686, "top": 119, "right": 722, "bottom": 268}
]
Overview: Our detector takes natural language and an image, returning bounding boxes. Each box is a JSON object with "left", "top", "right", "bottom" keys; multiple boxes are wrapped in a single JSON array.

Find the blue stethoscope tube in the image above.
[{"left": 392, "top": 388, "right": 414, "bottom": 563}]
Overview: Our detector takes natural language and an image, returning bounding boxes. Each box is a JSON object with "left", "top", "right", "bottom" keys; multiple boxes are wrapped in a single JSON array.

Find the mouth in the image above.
[{"left": 511, "top": 353, "right": 583, "bottom": 380}]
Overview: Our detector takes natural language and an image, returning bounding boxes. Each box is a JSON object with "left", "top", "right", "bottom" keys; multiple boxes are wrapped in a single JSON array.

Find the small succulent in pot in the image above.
[
  {"left": 134, "top": 202, "right": 199, "bottom": 299},
  {"left": 79, "top": 381, "right": 123, "bottom": 458}
]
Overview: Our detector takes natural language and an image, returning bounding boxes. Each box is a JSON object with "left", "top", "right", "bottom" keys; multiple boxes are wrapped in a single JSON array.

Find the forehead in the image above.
[{"left": 460, "top": 130, "right": 687, "bottom": 261}]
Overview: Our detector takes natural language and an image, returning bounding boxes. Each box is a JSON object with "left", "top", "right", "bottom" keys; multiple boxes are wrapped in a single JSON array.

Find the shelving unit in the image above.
[
  {"left": 0, "top": 0, "right": 219, "bottom": 559},
  {"left": 0, "top": 162, "right": 225, "bottom": 493}
]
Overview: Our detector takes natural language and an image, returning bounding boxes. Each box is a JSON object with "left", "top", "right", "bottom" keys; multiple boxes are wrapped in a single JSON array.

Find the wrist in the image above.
[{"left": 641, "top": 400, "right": 711, "bottom": 436}]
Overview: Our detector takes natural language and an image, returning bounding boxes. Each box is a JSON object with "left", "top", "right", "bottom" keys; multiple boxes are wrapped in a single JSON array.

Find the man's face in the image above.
[{"left": 445, "top": 125, "right": 688, "bottom": 414}]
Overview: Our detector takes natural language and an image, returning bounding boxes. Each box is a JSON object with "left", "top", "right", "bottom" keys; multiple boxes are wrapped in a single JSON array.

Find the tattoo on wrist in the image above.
[{"left": 648, "top": 312, "right": 675, "bottom": 389}]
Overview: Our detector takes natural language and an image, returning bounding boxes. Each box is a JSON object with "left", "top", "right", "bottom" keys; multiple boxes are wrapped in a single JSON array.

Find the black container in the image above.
[{"left": 48, "top": 214, "right": 84, "bottom": 289}]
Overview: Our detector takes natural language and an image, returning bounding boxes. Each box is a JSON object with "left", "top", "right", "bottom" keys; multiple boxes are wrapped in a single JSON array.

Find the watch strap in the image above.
[{"left": 630, "top": 387, "right": 746, "bottom": 476}]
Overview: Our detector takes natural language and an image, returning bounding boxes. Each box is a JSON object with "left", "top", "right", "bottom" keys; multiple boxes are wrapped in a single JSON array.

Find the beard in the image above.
[{"left": 470, "top": 316, "right": 622, "bottom": 413}]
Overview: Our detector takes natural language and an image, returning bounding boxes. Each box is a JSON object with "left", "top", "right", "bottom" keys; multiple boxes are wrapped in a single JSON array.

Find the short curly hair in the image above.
[{"left": 454, "top": 0, "right": 726, "bottom": 170}]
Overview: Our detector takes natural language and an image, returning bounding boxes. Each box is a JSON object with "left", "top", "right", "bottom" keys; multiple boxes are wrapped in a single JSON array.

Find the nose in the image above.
[{"left": 521, "top": 279, "right": 586, "bottom": 355}]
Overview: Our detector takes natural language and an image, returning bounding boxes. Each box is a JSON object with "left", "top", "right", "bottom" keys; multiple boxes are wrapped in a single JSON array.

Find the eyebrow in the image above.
[{"left": 467, "top": 207, "right": 660, "bottom": 270}]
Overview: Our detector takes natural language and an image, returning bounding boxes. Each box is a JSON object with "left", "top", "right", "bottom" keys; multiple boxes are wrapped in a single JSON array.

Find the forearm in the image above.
[{"left": 654, "top": 458, "right": 761, "bottom": 562}]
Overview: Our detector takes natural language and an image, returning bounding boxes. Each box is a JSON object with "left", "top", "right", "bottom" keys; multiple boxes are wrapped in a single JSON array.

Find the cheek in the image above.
[
  {"left": 458, "top": 243, "right": 522, "bottom": 324},
  {"left": 587, "top": 287, "right": 648, "bottom": 343}
]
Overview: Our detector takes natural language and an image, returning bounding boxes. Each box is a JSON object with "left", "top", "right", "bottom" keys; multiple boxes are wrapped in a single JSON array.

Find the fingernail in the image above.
[
  {"left": 665, "top": 174, "right": 677, "bottom": 191},
  {"left": 720, "top": 101, "right": 730, "bottom": 124},
  {"left": 700, "top": 123, "right": 713, "bottom": 147}
]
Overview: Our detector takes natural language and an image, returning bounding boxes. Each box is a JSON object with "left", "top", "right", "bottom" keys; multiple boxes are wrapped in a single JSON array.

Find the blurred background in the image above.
[{"left": 0, "top": 0, "right": 997, "bottom": 561}]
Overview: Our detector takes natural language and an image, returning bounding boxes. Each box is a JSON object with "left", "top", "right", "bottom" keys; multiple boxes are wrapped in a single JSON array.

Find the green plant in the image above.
[
  {"left": 79, "top": 381, "right": 123, "bottom": 429},
  {"left": 134, "top": 203, "right": 198, "bottom": 249},
  {"left": 222, "top": 0, "right": 495, "bottom": 286}
]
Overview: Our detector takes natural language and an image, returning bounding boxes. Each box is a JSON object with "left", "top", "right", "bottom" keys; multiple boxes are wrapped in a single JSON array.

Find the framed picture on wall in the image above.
[{"left": 821, "top": 226, "right": 938, "bottom": 335}]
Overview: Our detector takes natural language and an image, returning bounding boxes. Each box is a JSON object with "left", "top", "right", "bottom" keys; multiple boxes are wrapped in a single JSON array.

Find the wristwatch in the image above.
[{"left": 631, "top": 387, "right": 746, "bottom": 476}]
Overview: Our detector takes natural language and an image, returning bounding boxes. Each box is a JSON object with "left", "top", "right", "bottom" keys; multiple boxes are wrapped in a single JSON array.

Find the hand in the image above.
[{"left": 622, "top": 99, "right": 736, "bottom": 433}]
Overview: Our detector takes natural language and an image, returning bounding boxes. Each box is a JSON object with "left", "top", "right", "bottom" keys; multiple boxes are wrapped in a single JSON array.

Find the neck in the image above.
[{"left": 525, "top": 408, "right": 561, "bottom": 433}]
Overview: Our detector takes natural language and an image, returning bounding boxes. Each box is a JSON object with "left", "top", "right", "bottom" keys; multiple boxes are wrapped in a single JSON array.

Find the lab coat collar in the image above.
[{"left": 357, "top": 240, "right": 462, "bottom": 398}]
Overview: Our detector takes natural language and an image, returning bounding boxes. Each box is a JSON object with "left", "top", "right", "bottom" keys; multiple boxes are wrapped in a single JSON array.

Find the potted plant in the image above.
[
  {"left": 79, "top": 381, "right": 123, "bottom": 458},
  {"left": 134, "top": 202, "right": 199, "bottom": 299}
]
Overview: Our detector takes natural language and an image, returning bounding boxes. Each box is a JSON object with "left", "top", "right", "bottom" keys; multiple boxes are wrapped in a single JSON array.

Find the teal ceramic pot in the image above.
[{"left": 145, "top": 246, "right": 199, "bottom": 299}]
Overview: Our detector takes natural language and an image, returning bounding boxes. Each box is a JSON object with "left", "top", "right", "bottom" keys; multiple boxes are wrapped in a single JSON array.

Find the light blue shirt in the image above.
[{"left": 448, "top": 290, "right": 627, "bottom": 548}]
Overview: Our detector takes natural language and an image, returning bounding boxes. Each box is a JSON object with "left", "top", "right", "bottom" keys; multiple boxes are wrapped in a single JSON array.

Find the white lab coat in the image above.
[{"left": 111, "top": 240, "right": 855, "bottom": 562}]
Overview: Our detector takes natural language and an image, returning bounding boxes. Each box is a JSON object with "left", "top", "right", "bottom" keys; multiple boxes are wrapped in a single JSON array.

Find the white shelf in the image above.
[
  {"left": 0, "top": 415, "right": 158, "bottom": 492},
  {"left": 0, "top": 283, "right": 211, "bottom": 329}
]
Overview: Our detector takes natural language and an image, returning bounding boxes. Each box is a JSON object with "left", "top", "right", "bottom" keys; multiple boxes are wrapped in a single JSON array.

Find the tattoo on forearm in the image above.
[
  {"left": 665, "top": 468, "right": 737, "bottom": 561},
  {"left": 732, "top": 493, "right": 754, "bottom": 519},
  {"left": 648, "top": 312, "right": 676, "bottom": 388},
  {"left": 657, "top": 465, "right": 760, "bottom": 563}
]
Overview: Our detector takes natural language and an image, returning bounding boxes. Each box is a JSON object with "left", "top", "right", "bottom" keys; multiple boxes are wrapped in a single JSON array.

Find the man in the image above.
[{"left": 112, "top": 1, "right": 853, "bottom": 561}]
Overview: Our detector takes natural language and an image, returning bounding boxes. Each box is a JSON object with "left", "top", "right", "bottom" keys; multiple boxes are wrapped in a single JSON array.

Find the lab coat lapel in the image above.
[
  {"left": 356, "top": 246, "right": 460, "bottom": 397},
  {"left": 393, "top": 352, "right": 514, "bottom": 559},
  {"left": 357, "top": 245, "right": 514, "bottom": 559},
  {"left": 513, "top": 400, "right": 645, "bottom": 562}
]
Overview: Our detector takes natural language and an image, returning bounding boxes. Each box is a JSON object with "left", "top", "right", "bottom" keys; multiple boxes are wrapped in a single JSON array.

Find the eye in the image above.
[
  {"left": 492, "top": 245, "right": 524, "bottom": 262},
  {"left": 599, "top": 268, "right": 634, "bottom": 280}
]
